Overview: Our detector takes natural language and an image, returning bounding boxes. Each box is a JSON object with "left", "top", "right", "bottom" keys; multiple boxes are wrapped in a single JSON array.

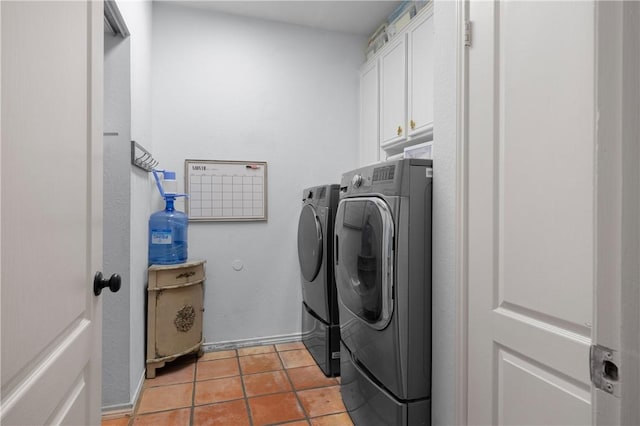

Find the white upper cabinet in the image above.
[
  {"left": 358, "top": 5, "right": 434, "bottom": 163},
  {"left": 380, "top": 34, "right": 408, "bottom": 147},
  {"left": 407, "top": 11, "right": 434, "bottom": 138},
  {"left": 359, "top": 59, "right": 380, "bottom": 166}
]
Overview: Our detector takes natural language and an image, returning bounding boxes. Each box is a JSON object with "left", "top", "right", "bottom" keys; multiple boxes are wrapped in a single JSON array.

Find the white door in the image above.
[
  {"left": 1, "top": 1, "right": 104, "bottom": 425},
  {"left": 467, "top": 1, "right": 598, "bottom": 424}
]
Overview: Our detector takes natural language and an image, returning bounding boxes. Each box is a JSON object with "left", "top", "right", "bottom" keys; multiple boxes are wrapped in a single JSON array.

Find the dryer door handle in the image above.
[{"left": 335, "top": 235, "right": 339, "bottom": 265}]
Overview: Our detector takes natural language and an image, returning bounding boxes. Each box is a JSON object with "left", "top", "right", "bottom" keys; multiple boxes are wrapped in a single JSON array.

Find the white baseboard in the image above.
[
  {"left": 202, "top": 332, "right": 303, "bottom": 352},
  {"left": 101, "top": 370, "right": 145, "bottom": 417},
  {"left": 131, "top": 369, "right": 145, "bottom": 412},
  {"left": 101, "top": 404, "right": 133, "bottom": 418}
]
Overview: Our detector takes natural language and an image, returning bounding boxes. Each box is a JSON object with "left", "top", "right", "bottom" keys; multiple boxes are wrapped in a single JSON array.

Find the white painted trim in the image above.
[
  {"left": 0, "top": 5, "right": 4, "bottom": 410},
  {"left": 202, "top": 332, "right": 303, "bottom": 352},
  {"left": 593, "top": 1, "right": 624, "bottom": 423},
  {"left": 131, "top": 369, "right": 144, "bottom": 414},
  {"left": 104, "top": 0, "right": 129, "bottom": 37},
  {"left": 100, "top": 370, "right": 144, "bottom": 416},
  {"left": 89, "top": 1, "right": 104, "bottom": 424},
  {"left": 0, "top": 6, "right": 3, "bottom": 401},
  {"left": 456, "top": 1, "right": 469, "bottom": 425},
  {"left": 619, "top": 5, "right": 640, "bottom": 426},
  {"left": 101, "top": 401, "right": 134, "bottom": 415},
  {"left": 101, "top": 406, "right": 133, "bottom": 418},
  {"left": 592, "top": 1, "right": 640, "bottom": 424}
]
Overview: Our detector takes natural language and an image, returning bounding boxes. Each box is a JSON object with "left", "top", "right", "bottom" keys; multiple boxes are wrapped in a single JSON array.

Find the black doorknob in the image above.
[{"left": 94, "top": 272, "right": 121, "bottom": 296}]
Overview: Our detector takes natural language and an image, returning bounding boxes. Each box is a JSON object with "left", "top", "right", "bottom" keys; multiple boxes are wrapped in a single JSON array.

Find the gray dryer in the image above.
[{"left": 335, "top": 159, "right": 433, "bottom": 425}]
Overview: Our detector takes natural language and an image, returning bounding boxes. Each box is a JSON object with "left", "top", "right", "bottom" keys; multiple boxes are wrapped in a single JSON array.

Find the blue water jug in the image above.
[{"left": 149, "top": 170, "right": 188, "bottom": 265}]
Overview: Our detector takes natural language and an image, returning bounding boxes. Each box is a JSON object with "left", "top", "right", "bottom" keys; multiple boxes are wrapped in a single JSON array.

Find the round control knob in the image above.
[{"left": 351, "top": 174, "right": 363, "bottom": 188}]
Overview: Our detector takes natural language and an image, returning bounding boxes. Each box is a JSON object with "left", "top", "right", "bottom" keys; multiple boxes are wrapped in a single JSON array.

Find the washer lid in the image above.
[{"left": 297, "top": 204, "right": 323, "bottom": 282}]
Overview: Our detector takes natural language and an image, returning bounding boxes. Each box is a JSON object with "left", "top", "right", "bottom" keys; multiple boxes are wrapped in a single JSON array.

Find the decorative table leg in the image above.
[{"left": 146, "top": 365, "right": 156, "bottom": 379}]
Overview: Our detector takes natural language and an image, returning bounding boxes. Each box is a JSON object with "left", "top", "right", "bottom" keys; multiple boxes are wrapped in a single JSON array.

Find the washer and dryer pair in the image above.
[{"left": 297, "top": 159, "right": 433, "bottom": 425}]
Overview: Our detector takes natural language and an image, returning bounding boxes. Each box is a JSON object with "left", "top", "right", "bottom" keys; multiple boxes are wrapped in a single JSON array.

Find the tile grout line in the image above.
[
  {"left": 281, "top": 348, "right": 350, "bottom": 425},
  {"left": 190, "top": 356, "right": 198, "bottom": 426},
  {"left": 244, "top": 347, "right": 307, "bottom": 426},
  {"left": 237, "top": 352, "right": 256, "bottom": 426},
  {"left": 278, "top": 350, "right": 313, "bottom": 425},
  {"left": 110, "top": 345, "right": 328, "bottom": 426}
]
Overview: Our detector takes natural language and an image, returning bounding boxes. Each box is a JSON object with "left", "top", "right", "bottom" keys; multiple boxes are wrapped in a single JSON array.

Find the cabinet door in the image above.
[
  {"left": 154, "top": 284, "right": 204, "bottom": 357},
  {"left": 379, "top": 35, "right": 407, "bottom": 146},
  {"left": 408, "top": 12, "right": 434, "bottom": 137},
  {"left": 359, "top": 60, "right": 380, "bottom": 165}
]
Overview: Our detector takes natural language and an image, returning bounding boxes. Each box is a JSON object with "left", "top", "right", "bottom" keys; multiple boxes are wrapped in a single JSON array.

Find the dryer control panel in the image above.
[
  {"left": 340, "top": 159, "right": 432, "bottom": 197},
  {"left": 372, "top": 165, "right": 396, "bottom": 182}
]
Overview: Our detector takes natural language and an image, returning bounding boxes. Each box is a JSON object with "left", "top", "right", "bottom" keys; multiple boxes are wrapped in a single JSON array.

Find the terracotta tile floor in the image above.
[{"left": 102, "top": 342, "right": 353, "bottom": 426}]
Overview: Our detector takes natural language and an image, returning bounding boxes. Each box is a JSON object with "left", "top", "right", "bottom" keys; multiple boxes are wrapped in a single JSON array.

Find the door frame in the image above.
[
  {"left": 453, "top": 1, "right": 469, "bottom": 425},
  {"left": 455, "top": 0, "right": 473, "bottom": 425},
  {"left": 89, "top": 0, "right": 105, "bottom": 420},
  {"left": 455, "top": 1, "right": 640, "bottom": 425},
  {"left": 592, "top": 1, "right": 640, "bottom": 424}
]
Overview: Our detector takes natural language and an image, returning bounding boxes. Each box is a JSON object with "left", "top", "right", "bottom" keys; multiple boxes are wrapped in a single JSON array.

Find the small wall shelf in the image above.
[{"left": 131, "top": 140, "right": 158, "bottom": 172}]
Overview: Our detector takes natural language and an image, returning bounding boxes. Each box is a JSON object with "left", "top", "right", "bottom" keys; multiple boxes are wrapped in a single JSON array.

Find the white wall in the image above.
[
  {"left": 120, "top": 0, "right": 152, "bottom": 406},
  {"left": 432, "top": 1, "right": 459, "bottom": 425},
  {"left": 101, "top": 0, "right": 152, "bottom": 412},
  {"left": 151, "top": 3, "right": 363, "bottom": 345},
  {"left": 102, "top": 31, "right": 132, "bottom": 409}
]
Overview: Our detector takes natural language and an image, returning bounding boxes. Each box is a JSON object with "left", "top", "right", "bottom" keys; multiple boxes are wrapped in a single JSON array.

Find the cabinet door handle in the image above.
[
  {"left": 397, "top": 125, "right": 403, "bottom": 136},
  {"left": 410, "top": 120, "right": 416, "bottom": 130}
]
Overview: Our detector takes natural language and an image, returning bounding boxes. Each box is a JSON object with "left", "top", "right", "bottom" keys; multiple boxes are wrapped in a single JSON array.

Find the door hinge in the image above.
[
  {"left": 590, "top": 344, "right": 620, "bottom": 397},
  {"left": 464, "top": 21, "right": 472, "bottom": 47}
]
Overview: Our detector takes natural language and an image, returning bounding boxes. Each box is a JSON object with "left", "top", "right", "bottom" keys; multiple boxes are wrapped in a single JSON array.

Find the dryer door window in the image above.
[
  {"left": 297, "top": 204, "right": 323, "bottom": 282},
  {"left": 335, "top": 197, "right": 394, "bottom": 330}
]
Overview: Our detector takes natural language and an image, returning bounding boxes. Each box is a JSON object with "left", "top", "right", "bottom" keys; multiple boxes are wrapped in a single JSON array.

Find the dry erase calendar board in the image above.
[{"left": 184, "top": 160, "right": 268, "bottom": 221}]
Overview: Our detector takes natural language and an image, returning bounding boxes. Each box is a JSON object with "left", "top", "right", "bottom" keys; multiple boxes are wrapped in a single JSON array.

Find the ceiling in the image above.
[{"left": 166, "top": 0, "right": 402, "bottom": 37}]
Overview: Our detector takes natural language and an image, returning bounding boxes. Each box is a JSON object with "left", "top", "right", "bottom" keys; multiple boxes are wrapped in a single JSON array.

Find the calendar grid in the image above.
[{"left": 185, "top": 160, "right": 267, "bottom": 221}]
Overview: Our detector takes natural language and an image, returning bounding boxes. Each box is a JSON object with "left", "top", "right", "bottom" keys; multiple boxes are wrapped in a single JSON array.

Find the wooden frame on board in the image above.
[{"left": 184, "top": 159, "right": 268, "bottom": 222}]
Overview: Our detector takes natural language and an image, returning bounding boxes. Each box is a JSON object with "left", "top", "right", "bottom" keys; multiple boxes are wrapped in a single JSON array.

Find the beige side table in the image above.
[{"left": 146, "top": 259, "right": 205, "bottom": 378}]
